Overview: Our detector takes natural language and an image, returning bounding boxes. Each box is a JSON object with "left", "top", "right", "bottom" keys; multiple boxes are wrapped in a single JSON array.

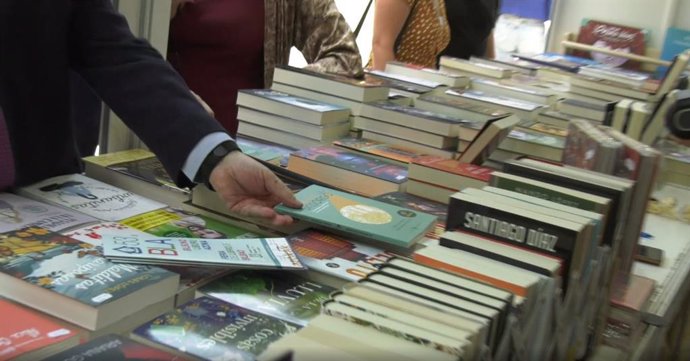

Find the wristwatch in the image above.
[{"left": 195, "top": 140, "right": 241, "bottom": 189}]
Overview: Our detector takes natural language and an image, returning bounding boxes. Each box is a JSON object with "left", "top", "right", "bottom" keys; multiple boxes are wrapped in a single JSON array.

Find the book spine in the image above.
[
  {"left": 439, "top": 235, "right": 554, "bottom": 277},
  {"left": 445, "top": 196, "right": 576, "bottom": 271}
]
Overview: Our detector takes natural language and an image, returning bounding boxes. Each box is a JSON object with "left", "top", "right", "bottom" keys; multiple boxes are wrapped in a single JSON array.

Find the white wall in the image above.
[{"left": 547, "top": 0, "right": 690, "bottom": 53}]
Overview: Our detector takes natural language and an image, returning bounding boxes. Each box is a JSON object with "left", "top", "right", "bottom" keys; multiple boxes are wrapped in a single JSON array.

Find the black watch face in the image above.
[{"left": 213, "top": 145, "right": 230, "bottom": 157}]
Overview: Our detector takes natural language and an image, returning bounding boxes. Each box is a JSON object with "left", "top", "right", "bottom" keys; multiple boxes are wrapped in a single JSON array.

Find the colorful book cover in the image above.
[
  {"left": 274, "top": 185, "right": 437, "bottom": 248},
  {"left": 528, "top": 123, "right": 569, "bottom": 137},
  {"left": 132, "top": 296, "right": 300, "bottom": 361},
  {"left": 417, "top": 94, "right": 511, "bottom": 118},
  {"left": 0, "top": 226, "right": 176, "bottom": 308},
  {"left": 507, "top": 128, "right": 566, "bottom": 149},
  {"left": 63, "top": 221, "right": 145, "bottom": 247},
  {"left": 0, "top": 299, "right": 78, "bottom": 361},
  {"left": 240, "top": 89, "right": 348, "bottom": 113},
  {"left": 18, "top": 174, "right": 166, "bottom": 222},
  {"left": 44, "top": 334, "right": 185, "bottom": 361},
  {"left": 373, "top": 191, "right": 448, "bottom": 223},
  {"left": 199, "top": 270, "right": 335, "bottom": 326},
  {"left": 573, "top": 19, "right": 648, "bottom": 70},
  {"left": 411, "top": 156, "right": 494, "bottom": 183},
  {"left": 291, "top": 146, "right": 408, "bottom": 184},
  {"left": 100, "top": 233, "right": 306, "bottom": 270},
  {"left": 120, "top": 207, "right": 258, "bottom": 240},
  {"left": 333, "top": 137, "right": 423, "bottom": 164},
  {"left": 287, "top": 229, "right": 397, "bottom": 281},
  {"left": 0, "top": 193, "right": 97, "bottom": 233},
  {"left": 445, "top": 88, "right": 542, "bottom": 112},
  {"left": 106, "top": 156, "right": 189, "bottom": 195}
]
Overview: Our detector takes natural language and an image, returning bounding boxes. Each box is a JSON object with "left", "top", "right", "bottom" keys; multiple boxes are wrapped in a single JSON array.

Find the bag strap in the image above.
[
  {"left": 394, "top": 0, "right": 419, "bottom": 53},
  {"left": 354, "top": 0, "right": 374, "bottom": 38}
]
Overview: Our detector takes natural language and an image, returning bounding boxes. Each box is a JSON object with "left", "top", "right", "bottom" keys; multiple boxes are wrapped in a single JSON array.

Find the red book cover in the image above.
[
  {"left": 0, "top": 299, "right": 79, "bottom": 360},
  {"left": 411, "top": 156, "right": 494, "bottom": 182},
  {"left": 573, "top": 19, "right": 648, "bottom": 70}
]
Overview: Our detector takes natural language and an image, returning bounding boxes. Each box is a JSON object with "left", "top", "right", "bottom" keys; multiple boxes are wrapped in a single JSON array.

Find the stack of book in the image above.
[
  {"left": 439, "top": 55, "right": 515, "bottom": 79},
  {"left": 259, "top": 256, "right": 514, "bottom": 361},
  {"left": 286, "top": 145, "right": 408, "bottom": 197},
  {"left": 385, "top": 60, "right": 470, "bottom": 87},
  {"left": 353, "top": 100, "right": 479, "bottom": 158},
  {"left": 271, "top": 65, "right": 390, "bottom": 117},
  {"left": 236, "top": 89, "right": 351, "bottom": 150},
  {"left": 332, "top": 136, "right": 425, "bottom": 166},
  {"left": 441, "top": 88, "right": 546, "bottom": 122},
  {"left": 406, "top": 156, "right": 494, "bottom": 204}
]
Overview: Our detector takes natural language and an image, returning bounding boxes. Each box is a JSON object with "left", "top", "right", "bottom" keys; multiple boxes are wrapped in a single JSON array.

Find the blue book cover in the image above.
[
  {"left": 658, "top": 27, "right": 690, "bottom": 77},
  {"left": 132, "top": 296, "right": 300, "bottom": 361}
]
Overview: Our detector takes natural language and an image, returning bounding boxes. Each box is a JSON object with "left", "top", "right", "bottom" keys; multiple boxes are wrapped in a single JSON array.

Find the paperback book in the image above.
[
  {"left": 0, "top": 193, "right": 97, "bottom": 233},
  {"left": 237, "top": 89, "right": 350, "bottom": 125},
  {"left": 44, "top": 334, "right": 184, "bottom": 361},
  {"left": 0, "top": 299, "right": 80, "bottom": 361},
  {"left": 18, "top": 174, "right": 166, "bottom": 222},
  {"left": 274, "top": 185, "right": 437, "bottom": 249},
  {"left": 100, "top": 233, "right": 306, "bottom": 269},
  {"left": 199, "top": 270, "right": 336, "bottom": 326},
  {"left": 0, "top": 226, "right": 178, "bottom": 330},
  {"left": 333, "top": 137, "right": 424, "bottom": 166},
  {"left": 287, "top": 229, "right": 397, "bottom": 281},
  {"left": 132, "top": 296, "right": 300, "bottom": 361}
]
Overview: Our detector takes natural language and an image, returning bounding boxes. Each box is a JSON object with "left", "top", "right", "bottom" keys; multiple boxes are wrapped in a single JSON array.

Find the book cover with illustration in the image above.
[
  {"left": 120, "top": 207, "right": 258, "bottom": 240},
  {"left": 0, "top": 193, "right": 97, "bottom": 233},
  {"left": 18, "top": 174, "right": 166, "bottom": 222},
  {"left": 44, "top": 334, "right": 185, "bottom": 361},
  {"left": 100, "top": 232, "right": 306, "bottom": 270},
  {"left": 132, "top": 296, "right": 300, "bottom": 361},
  {"left": 0, "top": 227, "right": 177, "bottom": 313},
  {"left": 290, "top": 146, "right": 408, "bottom": 185},
  {"left": 287, "top": 229, "right": 397, "bottom": 282},
  {"left": 573, "top": 19, "right": 648, "bottom": 70},
  {"left": 274, "top": 185, "right": 437, "bottom": 249},
  {"left": 240, "top": 89, "right": 349, "bottom": 113},
  {"left": 333, "top": 137, "right": 423, "bottom": 165},
  {"left": 0, "top": 299, "right": 79, "bottom": 361},
  {"left": 199, "top": 270, "right": 335, "bottom": 326},
  {"left": 236, "top": 135, "right": 294, "bottom": 164},
  {"left": 374, "top": 191, "right": 448, "bottom": 223}
]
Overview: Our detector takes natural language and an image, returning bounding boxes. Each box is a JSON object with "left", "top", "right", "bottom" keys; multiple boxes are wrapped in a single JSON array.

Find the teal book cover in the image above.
[
  {"left": 0, "top": 226, "right": 176, "bottom": 307},
  {"left": 658, "top": 27, "right": 690, "bottom": 77},
  {"left": 199, "top": 270, "right": 335, "bottom": 326},
  {"left": 132, "top": 296, "right": 300, "bottom": 361},
  {"left": 275, "top": 185, "right": 436, "bottom": 248}
]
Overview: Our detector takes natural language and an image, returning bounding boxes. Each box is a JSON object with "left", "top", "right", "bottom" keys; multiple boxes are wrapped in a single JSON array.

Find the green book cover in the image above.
[
  {"left": 132, "top": 296, "right": 299, "bottom": 360},
  {"left": 199, "top": 270, "right": 335, "bottom": 326},
  {"left": 275, "top": 185, "right": 436, "bottom": 248},
  {"left": 121, "top": 207, "right": 258, "bottom": 239}
]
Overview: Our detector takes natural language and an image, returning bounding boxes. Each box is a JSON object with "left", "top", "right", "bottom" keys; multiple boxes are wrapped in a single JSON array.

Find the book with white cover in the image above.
[
  {"left": 17, "top": 174, "right": 165, "bottom": 222},
  {"left": 0, "top": 192, "right": 97, "bottom": 233},
  {"left": 100, "top": 233, "right": 306, "bottom": 269}
]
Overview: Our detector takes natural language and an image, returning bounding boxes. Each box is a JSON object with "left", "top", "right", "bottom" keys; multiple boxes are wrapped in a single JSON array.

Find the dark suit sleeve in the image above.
[{"left": 67, "top": 0, "right": 227, "bottom": 187}]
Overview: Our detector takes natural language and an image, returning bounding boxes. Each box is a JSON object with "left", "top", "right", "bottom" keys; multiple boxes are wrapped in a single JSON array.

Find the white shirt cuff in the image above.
[{"left": 182, "top": 132, "right": 233, "bottom": 182}]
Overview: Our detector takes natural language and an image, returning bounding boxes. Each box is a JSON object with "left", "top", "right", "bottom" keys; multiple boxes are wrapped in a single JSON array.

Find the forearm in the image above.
[{"left": 371, "top": 42, "right": 396, "bottom": 70}]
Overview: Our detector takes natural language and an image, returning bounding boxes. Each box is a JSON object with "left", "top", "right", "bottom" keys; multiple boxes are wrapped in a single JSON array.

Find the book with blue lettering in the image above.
[
  {"left": 274, "top": 185, "right": 437, "bottom": 249},
  {"left": 131, "top": 296, "right": 300, "bottom": 361},
  {"left": 0, "top": 226, "right": 178, "bottom": 330},
  {"left": 100, "top": 233, "right": 306, "bottom": 270}
]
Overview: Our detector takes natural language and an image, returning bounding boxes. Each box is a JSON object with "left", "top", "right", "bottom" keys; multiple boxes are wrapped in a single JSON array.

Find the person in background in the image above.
[
  {"left": 440, "top": 0, "right": 500, "bottom": 60},
  {"left": 168, "top": 0, "right": 363, "bottom": 137},
  {"left": 369, "top": 0, "right": 450, "bottom": 70},
  {"left": 0, "top": 0, "right": 301, "bottom": 226}
]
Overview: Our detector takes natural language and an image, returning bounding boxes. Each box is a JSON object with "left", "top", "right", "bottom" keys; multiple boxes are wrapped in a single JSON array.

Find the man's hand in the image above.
[{"left": 209, "top": 151, "right": 302, "bottom": 226}]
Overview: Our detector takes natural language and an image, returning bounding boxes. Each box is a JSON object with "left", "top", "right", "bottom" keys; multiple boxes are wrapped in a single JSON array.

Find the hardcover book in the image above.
[
  {"left": 237, "top": 89, "right": 350, "bottom": 125},
  {"left": 0, "top": 299, "right": 80, "bottom": 361},
  {"left": 274, "top": 185, "right": 437, "bottom": 249},
  {"left": 132, "top": 296, "right": 300, "bottom": 361},
  {"left": 287, "top": 229, "right": 397, "bottom": 281},
  {"left": 0, "top": 193, "right": 97, "bottom": 233},
  {"left": 18, "top": 174, "right": 166, "bottom": 222},
  {"left": 44, "top": 334, "right": 185, "bottom": 361},
  {"left": 0, "top": 226, "right": 178, "bottom": 330},
  {"left": 100, "top": 233, "right": 306, "bottom": 269},
  {"left": 121, "top": 207, "right": 258, "bottom": 239},
  {"left": 572, "top": 19, "right": 648, "bottom": 70},
  {"left": 287, "top": 146, "right": 408, "bottom": 197},
  {"left": 199, "top": 270, "right": 336, "bottom": 326}
]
